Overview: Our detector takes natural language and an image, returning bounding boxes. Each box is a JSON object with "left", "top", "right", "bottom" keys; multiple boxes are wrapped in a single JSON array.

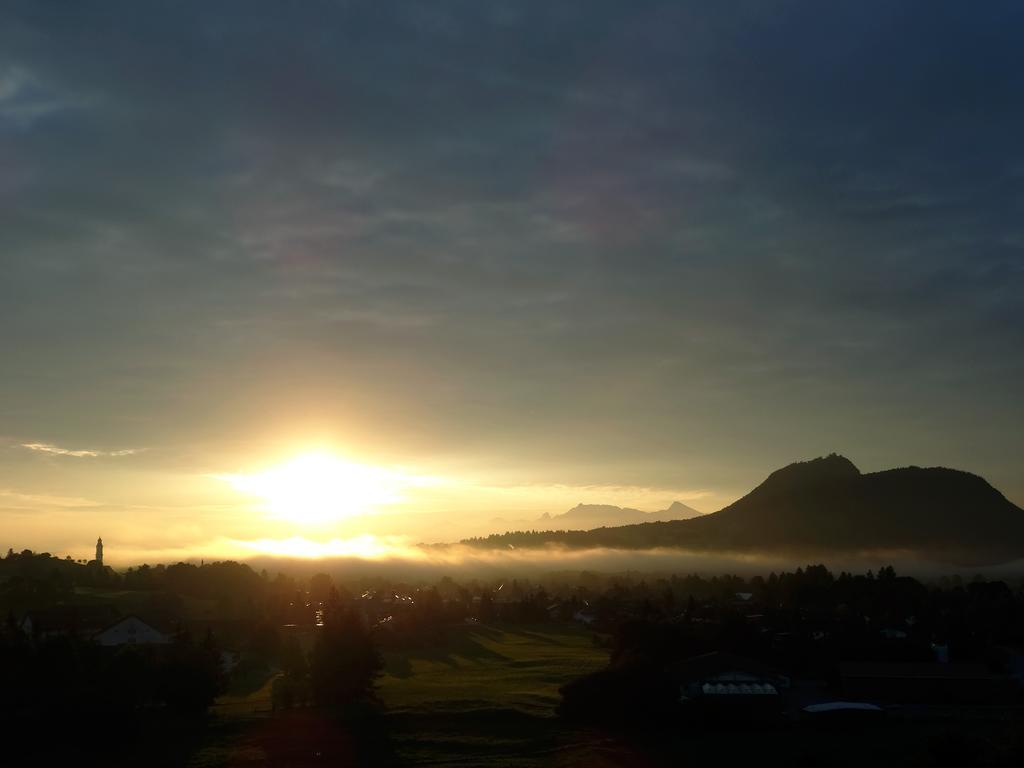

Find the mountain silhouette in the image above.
[
  {"left": 463, "top": 454, "right": 1024, "bottom": 565},
  {"left": 485, "top": 500, "right": 702, "bottom": 535},
  {"left": 541, "top": 501, "right": 702, "bottom": 528}
]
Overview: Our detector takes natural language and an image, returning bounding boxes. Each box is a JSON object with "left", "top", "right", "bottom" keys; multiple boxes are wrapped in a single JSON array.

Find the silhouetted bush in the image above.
[
  {"left": 559, "top": 660, "right": 678, "bottom": 725},
  {"left": 310, "top": 605, "right": 383, "bottom": 709}
]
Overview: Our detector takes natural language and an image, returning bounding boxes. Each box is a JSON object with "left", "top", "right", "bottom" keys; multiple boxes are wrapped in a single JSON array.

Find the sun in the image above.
[{"left": 221, "top": 452, "right": 408, "bottom": 525}]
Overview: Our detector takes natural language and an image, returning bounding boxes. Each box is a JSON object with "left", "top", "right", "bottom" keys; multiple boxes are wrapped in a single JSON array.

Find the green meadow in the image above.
[
  {"left": 379, "top": 623, "right": 613, "bottom": 766},
  {"left": 187, "top": 622, "right": 615, "bottom": 767},
  {"left": 380, "top": 623, "right": 608, "bottom": 715}
]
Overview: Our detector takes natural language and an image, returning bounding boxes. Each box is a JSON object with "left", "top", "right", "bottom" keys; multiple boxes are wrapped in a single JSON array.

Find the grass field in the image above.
[
  {"left": 378, "top": 622, "right": 616, "bottom": 766},
  {"left": 380, "top": 623, "right": 608, "bottom": 716},
  {"left": 186, "top": 622, "right": 614, "bottom": 767},
  {"left": 210, "top": 666, "right": 278, "bottom": 717}
]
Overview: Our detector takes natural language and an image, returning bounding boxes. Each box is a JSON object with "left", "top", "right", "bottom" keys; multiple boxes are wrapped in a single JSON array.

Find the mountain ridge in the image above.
[
  {"left": 461, "top": 454, "right": 1024, "bottom": 565},
  {"left": 540, "top": 500, "right": 703, "bottom": 528},
  {"left": 486, "top": 499, "right": 702, "bottom": 534}
]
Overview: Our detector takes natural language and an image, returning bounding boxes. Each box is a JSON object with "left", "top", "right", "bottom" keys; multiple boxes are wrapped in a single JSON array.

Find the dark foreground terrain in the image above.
[
  {"left": 183, "top": 624, "right": 1024, "bottom": 767},
  {"left": 4, "top": 551, "right": 1024, "bottom": 766},
  {"left": 130, "top": 623, "right": 1024, "bottom": 768}
]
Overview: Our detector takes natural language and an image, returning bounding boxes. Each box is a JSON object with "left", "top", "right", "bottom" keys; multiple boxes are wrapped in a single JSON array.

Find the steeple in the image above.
[{"left": 95, "top": 537, "right": 103, "bottom": 567}]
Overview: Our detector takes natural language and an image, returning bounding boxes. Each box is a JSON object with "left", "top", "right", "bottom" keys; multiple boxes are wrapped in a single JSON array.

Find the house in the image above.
[
  {"left": 802, "top": 701, "right": 886, "bottom": 726},
  {"left": 995, "top": 646, "right": 1024, "bottom": 687},
  {"left": 20, "top": 604, "right": 118, "bottom": 640},
  {"left": 732, "top": 592, "right": 757, "bottom": 608},
  {"left": 94, "top": 615, "right": 171, "bottom": 647},
  {"left": 220, "top": 649, "right": 241, "bottom": 673},
  {"left": 573, "top": 608, "right": 597, "bottom": 626},
  {"left": 879, "top": 628, "right": 908, "bottom": 640},
  {"left": 671, "top": 652, "right": 789, "bottom": 716}
]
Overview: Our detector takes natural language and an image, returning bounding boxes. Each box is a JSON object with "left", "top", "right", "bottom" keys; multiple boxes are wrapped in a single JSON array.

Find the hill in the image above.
[
  {"left": 461, "top": 454, "right": 1024, "bottom": 565},
  {"left": 538, "top": 500, "right": 702, "bottom": 529}
]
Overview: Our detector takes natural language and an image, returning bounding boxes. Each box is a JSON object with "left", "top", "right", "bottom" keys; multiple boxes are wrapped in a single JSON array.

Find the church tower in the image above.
[{"left": 95, "top": 537, "right": 103, "bottom": 567}]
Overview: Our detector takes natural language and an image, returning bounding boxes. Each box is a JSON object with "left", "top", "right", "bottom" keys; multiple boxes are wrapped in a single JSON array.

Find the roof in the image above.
[
  {"left": 93, "top": 613, "right": 170, "bottom": 637},
  {"left": 671, "top": 651, "right": 786, "bottom": 685},
  {"left": 839, "top": 662, "right": 997, "bottom": 680},
  {"left": 803, "top": 702, "right": 883, "bottom": 713},
  {"left": 702, "top": 682, "right": 777, "bottom": 696},
  {"left": 21, "top": 604, "right": 118, "bottom": 634}
]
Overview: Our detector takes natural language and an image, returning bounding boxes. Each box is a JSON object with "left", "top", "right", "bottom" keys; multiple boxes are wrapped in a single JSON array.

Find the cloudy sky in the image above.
[{"left": 2, "top": 2, "right": 1022, "bottom": 562}]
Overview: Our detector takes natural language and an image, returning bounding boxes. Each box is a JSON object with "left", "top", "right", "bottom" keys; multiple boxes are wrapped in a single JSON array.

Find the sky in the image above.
[{"left": 2, "top": 1, "right": 1023, "bottom": 564}]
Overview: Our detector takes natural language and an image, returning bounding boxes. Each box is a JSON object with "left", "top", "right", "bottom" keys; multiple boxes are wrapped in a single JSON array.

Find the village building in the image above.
[
  {"left": 21, "top": 604, "right": 118, "bottom": 640},
  {"left": 672, "top": 651, "right": 790, "bottom": 718},
  {"left": 94, "top": 615, "right": 172, "bottom": 647}
]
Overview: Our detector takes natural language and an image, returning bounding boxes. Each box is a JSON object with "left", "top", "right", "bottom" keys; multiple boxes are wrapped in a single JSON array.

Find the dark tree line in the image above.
[
  {"left": 271, "top": 602, "right": 384, "bottom": 712},
  {"left": 0, "top": 625, "right": 225, "bottom": 765}
]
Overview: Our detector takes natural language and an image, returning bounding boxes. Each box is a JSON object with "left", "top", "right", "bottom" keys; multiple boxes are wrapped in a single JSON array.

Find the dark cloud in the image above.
[{"left": 1, "top": 1, "right": 1022, "bottom": 501}]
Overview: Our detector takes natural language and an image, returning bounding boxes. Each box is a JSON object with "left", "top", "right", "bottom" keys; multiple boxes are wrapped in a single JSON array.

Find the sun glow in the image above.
[{"left": 220, "top": 452, "right": 420, "bottom": 525}]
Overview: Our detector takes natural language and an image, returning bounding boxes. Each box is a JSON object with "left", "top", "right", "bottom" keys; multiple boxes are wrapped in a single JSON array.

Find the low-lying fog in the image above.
[{"left": 243, "top": 545, "right": 1024, "bottom": 582}]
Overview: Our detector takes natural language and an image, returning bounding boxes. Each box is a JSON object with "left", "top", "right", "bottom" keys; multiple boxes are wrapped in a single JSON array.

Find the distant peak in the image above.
[{"left": 661, "top": 500, "right": 702, "bottom": 519}]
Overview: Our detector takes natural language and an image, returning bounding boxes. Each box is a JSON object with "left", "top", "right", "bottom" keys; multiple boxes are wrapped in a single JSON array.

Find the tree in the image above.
[
  {"left": 309, "top": 605, "right": 382, "bottom": 709},
  {"left": 309, "top": 572, "right": 335, "bottom": 607},
  {"left": 158, "top": 630, "right": 224, "bottom": 714}
]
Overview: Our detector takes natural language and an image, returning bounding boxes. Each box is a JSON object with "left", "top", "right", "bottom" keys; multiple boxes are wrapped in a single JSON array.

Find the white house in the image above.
[
  {"left": 573, "top": 608, "right": 597, "bottom": 626},
  {"left": 94, "top": 615, "right": 171, "bottom": 647}
]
